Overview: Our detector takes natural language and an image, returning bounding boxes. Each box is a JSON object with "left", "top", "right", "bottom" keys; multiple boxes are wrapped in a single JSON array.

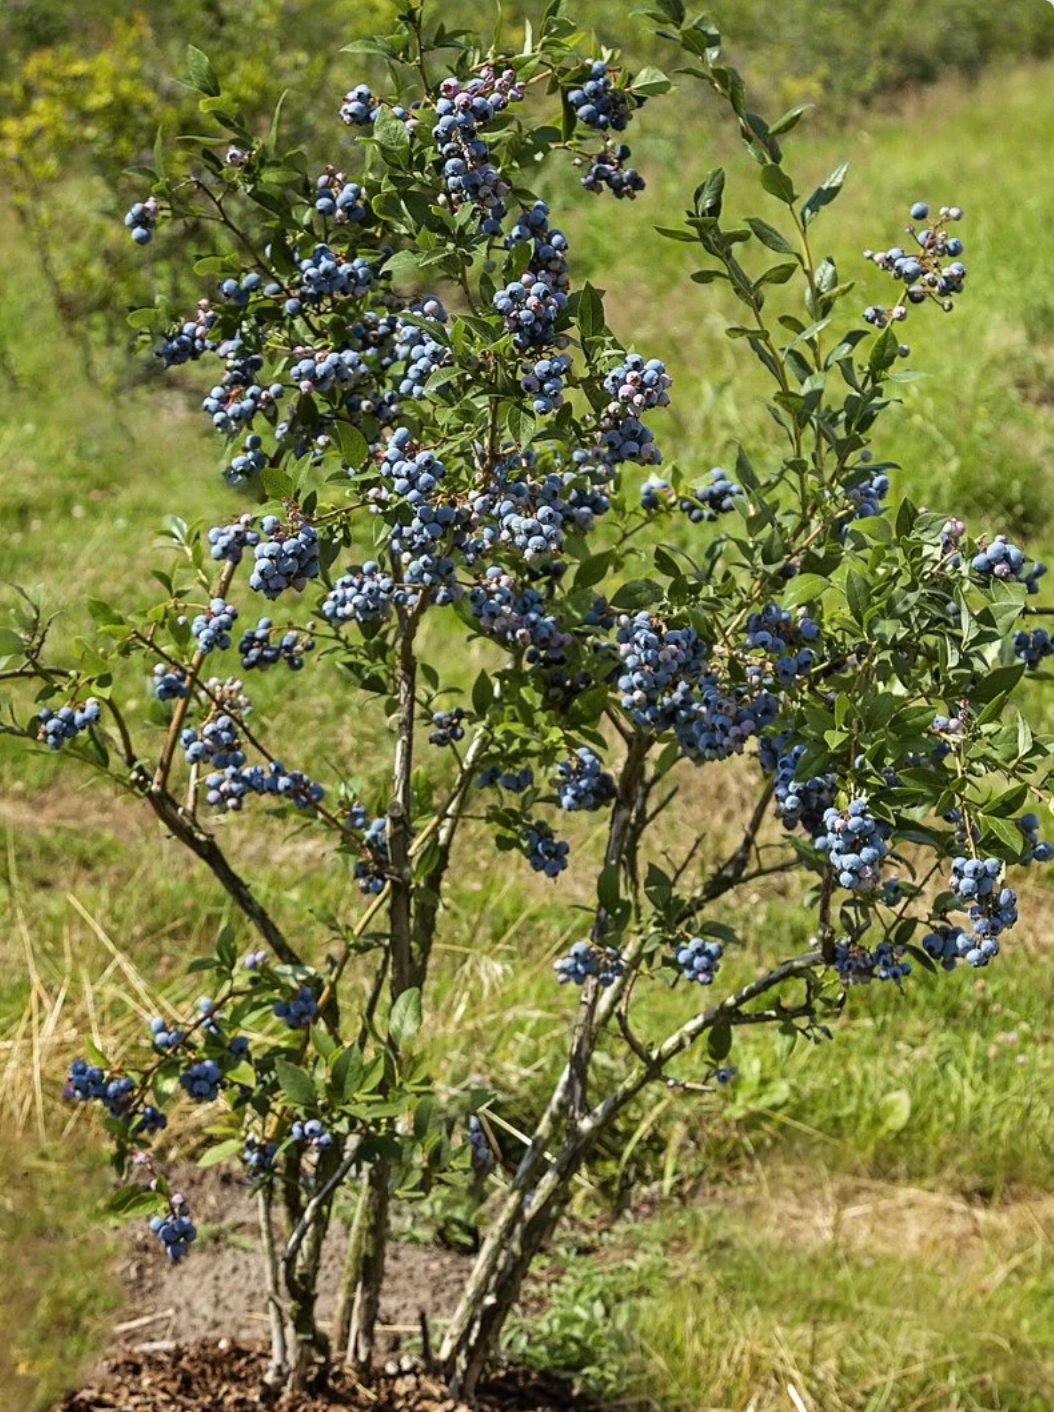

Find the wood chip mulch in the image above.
[{"left": 56, "top": 1340, "right": 599, "bottom": 1412}]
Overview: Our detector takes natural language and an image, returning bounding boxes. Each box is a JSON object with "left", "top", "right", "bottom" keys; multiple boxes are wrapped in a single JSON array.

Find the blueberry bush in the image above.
[{"left": 5, "top": 0, "right": 1054, "bottom": 1398}]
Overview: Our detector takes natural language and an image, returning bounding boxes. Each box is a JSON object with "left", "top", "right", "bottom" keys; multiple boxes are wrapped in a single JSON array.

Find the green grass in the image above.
[{"left": 4, "top": 45, "right": 1054, "bottom": 1412}]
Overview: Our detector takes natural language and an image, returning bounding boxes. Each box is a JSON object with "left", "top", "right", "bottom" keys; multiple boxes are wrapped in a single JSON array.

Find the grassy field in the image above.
[{"left": 4, "top": 45, "right": 1054, "bottom": 1412}]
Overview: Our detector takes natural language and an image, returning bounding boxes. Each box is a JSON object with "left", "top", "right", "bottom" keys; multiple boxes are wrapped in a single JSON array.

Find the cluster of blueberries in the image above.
[
  {"left": 37, "top": 698, "right": 100, "bottom": 750},
  {"left": 149, "top": 1015, "right": 185, "bottom": 1050},
  {"left": 238, "top": 619, "right": 315, "bottom": 671},
  {"left": 506, "top": 202, "right": 570, "bottom": 293},
  {"left": 394, "top": 299, "right": 449, "bottom": 400},
  {"left": 180, "top": 1059, "right": 223, "bottom": 1102},
  {"left": 1019, "top": 812, "right": 1054, "bottom": 864},
  {"left": 249, "top": 518, "right": 320, "bottom": 600},
  {"left": 203, "top": 759, "right": 325, "bottom": 813},
  {"left": 580, "top": 145, "right": 645, "bottom": 200},
  {"left": 640, "top": 468, "right": 742, "bottom": 522},
  {"left": 314, "top": 168, "right": 368, "bottom": 224},
  {"left": 429, "top": 707, "right": 466, "bottom": 746},
  {"left": 835, "top": 937, "right": 911, "bottom": 986},
  {"left": 759, "top": 734, "right": 835, "bottom": 838},
  {"left": 323, "top": 562, "right": 397, "bottom": 625},
  {"left": 225, "top": 435, "right": 269, "bottom": 485},
  {"left": 616, "top": 612, "right": 710, "bottom": 732},
  {"left": 153, "top": 663, "right": 189, "bottom": 700},
  {"left": 468, "top": 1114, "right": 493, "bottom": 1177},
  {"left": 291, "top": 345, "right": 373, "bottom": 397},
  {"left": 603, "top": 354, "right": 671, "bottom": 413},
  {"left": 673, "top": 674, "right": 779, "bottom": 764},
  {"left": 970, "top": 534, "right": 1046, "bottom": 593},
  {"left": 191, "top": 598, "right": 238, "bottom": 655},
  {"left": 494, "top": 271, "right": 568, "bottom": 350},
  {"left": 674, "top": 935, "right": 724, "bottom": 985},
  {"left": 521, "top": 354, "right": 572, "bottom": 415},
  {"left": 181, "top": 716, "right": 243, "bottom": 770},
  {"left": 430, "top": 68, "right": 524, "bottom": 235},
  {"left": 149, "top": 1199, "right": 198, "bottom": 1262},
  {"left": 845, "top": 467, "right": 891, "bottom": 521},
  {"left": 469, "top": 455, "right": 612, "bottom": 565},
  {"left": 242, "top": 1137, "right": 278, "bottom": 1178},
  {"left": 201, "top": 349, "right": 278, "bottom": 435},
  {"left": 283, "top": 244, "right": 375, "bottom": 317},
  {"left": 208, "top": 514, "right": 259, "bottom": 564},
  {"left": 862, "top": 201, "right": 966, "bottom": 326},
  {"left": 345, "top": 811, "right": 388, "bottom": 895},
  {"left": 1013, "top": 628, "right": 1054, "bottom": 671},
  {"left": 612, "top": 611, "right": 781, "bottom": 763},
  {"left": 478, "top": 765, "right": 534, "bottom": 792},
  {"left": 554, "top": 940, "right": 625, "bottom": 986},
  {"left": 815, "top": 800, "right": 891, "bottom": 892},
  {"left": 339, "top": 83, "right": 378, "bottom": 126},
  {"left": 552, "top": 748, "right": 617, "bottom": 811},
  {"left": 219, "top": 271, "right": 263, "bottom": 307},
  {"left": 568, "top": 61, "right": 635, "bottom": 131},
  {"left": 524, "top": 823, "right": 570, "bottom": 878},
  {"left": 292, "top": 1118, "right": 333, "bottom": 1150},
  {"left": 742, "top": 603, "right": 819, "bottom": 689},
  {"left": 158, "top": 301, "right": 215, "bottom": 368},
  {"left": 468, "top": 569, "right": 571, "bottom": 665},
  {"left": 65, "top": 1059, "right": 135, "bottom": 1118},
  {"left": 124, "top": 197, "right": 159, "bottom": 244},
  {"left": 274, "top": 986, "right": 319, "bottom": 1030}
]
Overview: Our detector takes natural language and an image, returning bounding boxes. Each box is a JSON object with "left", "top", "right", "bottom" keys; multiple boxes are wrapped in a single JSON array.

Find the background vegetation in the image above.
[{"left": 3, "top": 3, "right": 1054, "bottom": 1410}]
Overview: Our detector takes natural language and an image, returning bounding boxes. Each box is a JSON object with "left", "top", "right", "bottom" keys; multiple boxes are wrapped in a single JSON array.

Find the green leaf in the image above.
[
  {"left": 780, "top": 573, "right": 830, "bottom": 608},
  {"left": 88, "top": 598, "right": 125, "bottom": 627},
  {"left": 597, "top": 862, "right": 620, "bottom": 912},
  {"left": 472, "top": 670, "right": 493, "bottom": 716},
  {"left": 631, "top": 66, "right": 674, "bottom": 97},
  {"left": 197, "top": 1137, "right": 243, "bottom": 1168},
  {"left": 577, "top": 282, "right": 605, "bottom": 341},
  {"left": 332, "top": 1044, "right": 364, "bottom": 1099},
  {"left": 389, "top": 987, "right": 422, "bottom": 1047},
  {"left": 505, "top": 403, "right": 537, "bottom": 449},
  {"left": 802, "top": 162, "right": 849, "bottom": 227},
  {"left": 336, "top": 421, "right": 369, "bottom": 468},
  {"left": 694, "top": 167, "right": 725, "bottom": 217},
  {"left": 187, "top": 44, "right": 221, "bottom": 97},
  {"left": 768, "top": 102, "right": 812, "bottom": 136},
  {"left": 868, "top": 325, "right": 899, "bottom": 375},
  {"left": 745, "top": 217, "right": 795, "bottom": 254},
  {"left": 759, "top": 165, "right": 796, "bottom": 205},
  {"left": 108, "top": 1186, "right": 167, "bottom": 1218},
  {"left": 707, "top": 1022, "right": 732, "bottom": 1061},
  {"left": 275, "top": 1057, "right": 317, "bottom": 1110},
  {"left": 340, "top": 36, "right": 399, "bottom": 56},
  {"left": 611, "top": 579, "right": 664, "bottom": 609},
  {"left": 757, "top": 263, "right": 798, "bottom": 286},
  {"left": 846, "top": 568, "right": 869, "bottom": 622},
  {"left": 573, "top": 552, "right": 612, "bottom": 590},
  {"left": 153, "top": 127, "right": 167, "bottom": 182},
  {"left": 373, "top": 106, "right": 411, "bottom": 168},
  {"left": 269, "top": 89, "right": 289, "bottom": 150}
]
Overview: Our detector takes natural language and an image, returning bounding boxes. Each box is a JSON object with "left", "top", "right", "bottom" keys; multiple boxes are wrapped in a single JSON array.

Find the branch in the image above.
[
  {"left": 566, "top": 731, "right": 651, "bottom": 1125},
  {"left": 282, "top": 1138, "right": 362, "bottom": 1277},
  {"left": 387, "top": 606, "right": 420, "bottom": 999},
  {"left": 144, "top": 784, "right": 304, "bottom": 968},
  {"left": 410, "top": 727, "right": 489, "bottom": 988}
]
